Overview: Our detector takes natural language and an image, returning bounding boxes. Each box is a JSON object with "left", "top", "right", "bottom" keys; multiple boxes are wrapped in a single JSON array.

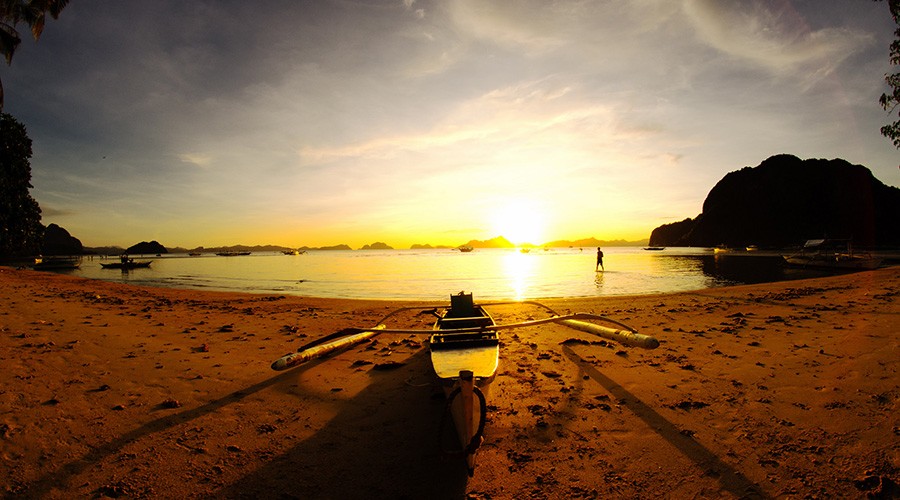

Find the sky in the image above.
[{"left": 3, "top": 0, "right": 899, "bottom": 249}]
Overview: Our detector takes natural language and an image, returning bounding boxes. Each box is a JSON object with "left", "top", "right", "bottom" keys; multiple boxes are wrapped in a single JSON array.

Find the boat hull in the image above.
[
  {"left": 783, "top": 255, "right": 882, "bottom": 270},
  {"left": 33, "top": 257, "right": 81, "bottom": 270},
  {"left": 429, "top": 294, "right": 498, "bottom": 475},
  {"left": 100, "top": 261, "right": 152, "bottom": 269}
]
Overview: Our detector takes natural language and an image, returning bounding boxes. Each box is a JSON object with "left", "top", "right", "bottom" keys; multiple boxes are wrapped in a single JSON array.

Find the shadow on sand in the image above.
[
  {"left": 219, "top": 349, "right": 471, "bottom": 499},
  {"left": 562, "top": 345, "right": 769, "bottom": 499},
  {"left": 18, "top": 349, "right": 470, "bottom": 499}
]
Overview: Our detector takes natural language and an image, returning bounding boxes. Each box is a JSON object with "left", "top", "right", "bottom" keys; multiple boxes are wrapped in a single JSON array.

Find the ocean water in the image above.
[{"left": 63, "top": 247, "right": 834, "bottom": 301}]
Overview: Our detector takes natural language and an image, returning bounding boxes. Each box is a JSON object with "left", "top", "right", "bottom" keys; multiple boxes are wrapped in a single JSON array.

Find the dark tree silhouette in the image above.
[
  {"left": 0, "top": 0, "right": 69, "bottom": 110},
  {"left": 879, "top": 0, "right": 900, "bottom": 148},
  {"left": 0, "top": 112, "right": 44, "bottom": 258}
]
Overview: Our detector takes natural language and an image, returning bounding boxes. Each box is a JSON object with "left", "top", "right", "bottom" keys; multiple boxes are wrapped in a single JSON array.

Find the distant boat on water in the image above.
[
  {"left": 282, "top": 250, "right": 306, "bottom": 255},
  {"left": 782, "top": 239, "right": 882, "bottom": 270},
  {"left": 188, "top": 252, "right": 202, "bottom": 256},
  {"left": 216, "top": 251, "right": 251, "bottom": 256},
  {"left": 457, "top": 245, "right": 474, "bottom": 253},
  {"left": 643, "top": 247, "right": 665, "bottom": 251}
]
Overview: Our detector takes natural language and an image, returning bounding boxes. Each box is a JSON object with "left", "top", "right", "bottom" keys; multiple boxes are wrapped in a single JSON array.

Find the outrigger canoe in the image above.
[
  {"left": 100, "top": 260, "right": 152, "bottom": 270},
  {"left": 271, "top": 291, "right": 659, "bottom": 476}
]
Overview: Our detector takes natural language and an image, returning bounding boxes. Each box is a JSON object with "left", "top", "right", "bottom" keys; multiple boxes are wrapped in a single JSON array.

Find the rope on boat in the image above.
[{"left": 439, "top": 385, "right": 487, "bottom": 458}]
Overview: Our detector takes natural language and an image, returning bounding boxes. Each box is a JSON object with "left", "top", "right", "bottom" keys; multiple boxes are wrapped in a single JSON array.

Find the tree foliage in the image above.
[
  {"left": 880, "top": 0, "right": 900, "bottom": 148},
  {"left": 0, "top": 112, "right": 43, "bottom": 258},
  {"left": 0, "top": 0, "right": 69, "bottom": 110}
]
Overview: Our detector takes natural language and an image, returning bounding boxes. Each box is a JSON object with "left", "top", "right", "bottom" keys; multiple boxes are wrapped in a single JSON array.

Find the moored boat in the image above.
[
  {"left": 101, "top": 260, "right": 152, "bottom": 270},
  {"left": 643, "top": 247, "right": 665, "bottom": 251},
  {"left": 33, "top": 256, "right": 81, "bottom": 270},
  {"left": 429, "top": 292, "right": 498, "bottom": 476},
  {"left": 783, "top": 239, "right": 881, "bottom": 270},
  {"left": 270, "top": 292, "right": 659, "bottom": 477}
]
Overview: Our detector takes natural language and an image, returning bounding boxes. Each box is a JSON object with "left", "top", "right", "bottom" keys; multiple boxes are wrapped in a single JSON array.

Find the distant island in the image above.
[
  {"left": 81, "top": 236, "right": 650, "bottom": 256},
  {"left": 360, "top": 242, "right": 393, "bottom": 250},
  {"left": 127, "top": 241, "right": 167, "bottom": 255},
  {"left": 410, "top": 243, "right": 453, "bottom": 250}
]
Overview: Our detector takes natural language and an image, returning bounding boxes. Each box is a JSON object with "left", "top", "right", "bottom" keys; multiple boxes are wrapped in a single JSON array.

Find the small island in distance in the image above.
[{"left": 82, "top": 236, "right": 648, "bottom": 256}]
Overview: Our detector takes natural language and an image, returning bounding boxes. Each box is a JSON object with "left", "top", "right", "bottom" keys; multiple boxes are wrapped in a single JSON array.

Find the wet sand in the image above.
[{"left": 1, "top": 266, "right": 898, "bottom": 499}]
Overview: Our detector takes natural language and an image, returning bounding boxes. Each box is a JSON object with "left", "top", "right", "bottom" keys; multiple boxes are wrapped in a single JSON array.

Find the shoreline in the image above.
[{"left": 2, "top": 266, "right": 898, "bottom": 498}]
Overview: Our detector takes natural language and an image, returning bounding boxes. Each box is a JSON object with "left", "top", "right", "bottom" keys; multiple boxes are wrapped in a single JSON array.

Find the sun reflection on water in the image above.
[{"left": 501, "top": 251, "right": 536, "bottom": 300}]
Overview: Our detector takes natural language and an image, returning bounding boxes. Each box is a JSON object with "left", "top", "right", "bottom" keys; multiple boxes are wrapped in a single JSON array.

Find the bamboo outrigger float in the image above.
[{"left": 271, "top": 291, "right": 659, "bottom": 476}]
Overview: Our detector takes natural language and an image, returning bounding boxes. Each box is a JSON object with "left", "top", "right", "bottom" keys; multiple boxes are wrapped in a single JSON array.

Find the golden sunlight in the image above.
[
  {"left": 490, "top": 200, "right": 546, "bottom": 245},
  {"left": 501, "top": 250, "right": 536, "bottom": 300}
]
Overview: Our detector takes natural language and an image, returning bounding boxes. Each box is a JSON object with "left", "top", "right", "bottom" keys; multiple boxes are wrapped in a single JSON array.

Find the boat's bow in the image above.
[{"left": 430, "top": 292, "right": 498, "bottom": 476}]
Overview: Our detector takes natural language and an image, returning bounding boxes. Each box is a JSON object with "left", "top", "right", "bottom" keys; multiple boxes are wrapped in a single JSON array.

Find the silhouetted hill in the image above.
[
  {"left": 308, "top": 244, "right": 353, "bottom": 251},
  {"left": 84, "top": 246, "right": 125, "bottom": 256},
  {"left": 649, "top": 155, "right": 900, "bottom": 248},
  {"left": 127, "top": 241, "right": 168, "bottom": 254},
  {"left": 42, "top": 224, "right": 83, "bottom": 255},
  {"left": 182, "top": 245, "right": 293, "bottom": 254},
  {"left": 543, "top": 237, "right": 649, "bottom": 248},
  {"left": 462, "top": 236, "right": 515, "bottom": 248},
  {"left": 360, "top": 242, "right": 393, "bottom": 250}
]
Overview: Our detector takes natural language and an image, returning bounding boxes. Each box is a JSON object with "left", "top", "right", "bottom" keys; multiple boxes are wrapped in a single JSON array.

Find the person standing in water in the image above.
[{"left": 595, "top": 247, "right": 604, "bottom": 271}]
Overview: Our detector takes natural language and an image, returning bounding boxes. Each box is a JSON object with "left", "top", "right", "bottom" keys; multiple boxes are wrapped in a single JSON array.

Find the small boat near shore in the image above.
[
  {"left": 271, "top": 291, "right": 658, "bottom": 476},
  {"left": 783, "top": 239, "right": 882, "bottom": 270},
  {"left": 430, "top": 293, "right": 498, "bottom": 475},
  {"left": 643, "top": 247, "right": 665, "bottom": 251},
  {"left": 101, "top": 260, "right": 152, "bottom": 270},
  {"left": 33, "top": 256, "right": 81, "bottom": 270}
]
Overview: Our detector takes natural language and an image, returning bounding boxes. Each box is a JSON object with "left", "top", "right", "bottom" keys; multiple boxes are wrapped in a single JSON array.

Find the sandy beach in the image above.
[{"left": 1, "top": 266, "right": 898, "bottom": 499}]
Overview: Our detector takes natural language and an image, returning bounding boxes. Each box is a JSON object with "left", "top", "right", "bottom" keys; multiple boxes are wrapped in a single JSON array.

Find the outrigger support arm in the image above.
[
  {"left": 271, "top": 308, "right": 659, "bottom": 371},
  {"left": 297, "top": 314, "right": 659, "bottom": 349},
  {"left": 271, "top": 324, "right": 386, "bottom": 371}
]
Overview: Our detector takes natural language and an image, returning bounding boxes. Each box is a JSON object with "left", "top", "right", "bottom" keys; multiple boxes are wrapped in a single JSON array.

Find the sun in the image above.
[{"left": 490, "top": 200, "right": 546, "bottom": 245}]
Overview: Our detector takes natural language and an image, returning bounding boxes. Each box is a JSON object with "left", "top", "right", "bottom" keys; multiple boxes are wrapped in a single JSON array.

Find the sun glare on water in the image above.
[{"left": 491, "top": 200, "right": 546, "bottom": 245}]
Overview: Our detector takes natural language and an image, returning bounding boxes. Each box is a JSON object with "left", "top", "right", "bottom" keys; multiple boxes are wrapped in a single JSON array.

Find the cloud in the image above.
[
  {"left": 682, "top": 0, "right": 874, "bottom": 78},
  {"left": 446, "top": 0, "right": 569, "bottom": 51},
  {"left": 40, "top": 206, "right": 74, "bottom": 217},
  {"left": 178, "top": 153, "right": 213, "bottom": 168}
]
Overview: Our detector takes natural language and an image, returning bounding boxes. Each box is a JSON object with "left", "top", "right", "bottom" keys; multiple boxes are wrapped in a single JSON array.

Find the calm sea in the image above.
[{"left": 61, "top": 247, "right": 840, "bottom": 301}]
